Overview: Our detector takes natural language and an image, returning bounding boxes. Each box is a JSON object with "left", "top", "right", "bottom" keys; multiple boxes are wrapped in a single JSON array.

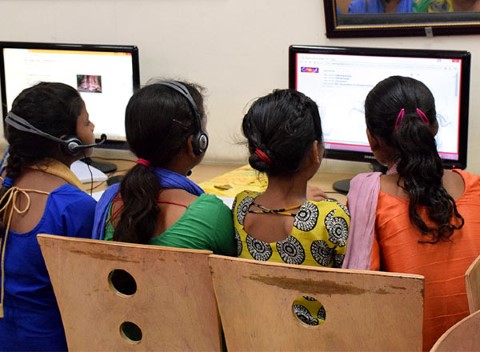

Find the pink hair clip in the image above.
[
  {"left": 395, "top": 108, "right": 430, "bottom": 129},
  {"left": 416, "top": 108, "right": 430, "bottom": 125},
  {"left": 394, "top": 108, "right": 405, "bottom": 129}
]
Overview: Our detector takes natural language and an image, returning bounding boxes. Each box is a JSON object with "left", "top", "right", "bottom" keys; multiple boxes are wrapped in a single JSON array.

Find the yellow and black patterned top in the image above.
[{"left": 232, "top": 190, "right": 350, "bottom": 268}]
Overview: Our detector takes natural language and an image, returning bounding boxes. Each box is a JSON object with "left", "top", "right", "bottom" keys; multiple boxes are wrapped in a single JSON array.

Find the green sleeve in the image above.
[{"left": 211, "top": 197, "right": 237, "bottom": 256}]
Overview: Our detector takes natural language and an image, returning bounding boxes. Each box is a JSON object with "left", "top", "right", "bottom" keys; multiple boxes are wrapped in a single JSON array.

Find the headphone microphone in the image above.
[
  {"left": 64, "top": 133, "right": 107, "bottom": 154},
  {"left": 5, "top": 111, "right": 107, "bottom": 156}
]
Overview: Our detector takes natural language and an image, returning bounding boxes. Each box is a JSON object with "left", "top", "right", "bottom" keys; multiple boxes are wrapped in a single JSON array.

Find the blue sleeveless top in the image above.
[{"left": 0, "top": 184, "right": 96, "bottom": 351}]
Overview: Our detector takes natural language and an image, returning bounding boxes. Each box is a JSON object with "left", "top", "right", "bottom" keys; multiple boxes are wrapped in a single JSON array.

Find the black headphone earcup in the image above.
[
  {"left": 61, "top": 136, "right": 83, "bottom": 155},
  {"left": 192, "top": 132, "right": 208, "bottom": 155},
  {"left": 157, "top": 81, "right": 208, "bottom": 155}
]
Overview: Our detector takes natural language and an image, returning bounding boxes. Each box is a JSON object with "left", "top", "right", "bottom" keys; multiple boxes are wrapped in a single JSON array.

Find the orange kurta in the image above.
[{"left": 372, "top": 169, "right": 480, "bottom": 351}]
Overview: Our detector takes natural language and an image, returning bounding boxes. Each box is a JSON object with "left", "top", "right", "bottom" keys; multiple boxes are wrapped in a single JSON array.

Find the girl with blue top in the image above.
[
  {"left": 93, "top": 80, "right": 236, "bottom": 255},
  {"left": 0, "top": 82, "right": 97, "bottom": 351}
]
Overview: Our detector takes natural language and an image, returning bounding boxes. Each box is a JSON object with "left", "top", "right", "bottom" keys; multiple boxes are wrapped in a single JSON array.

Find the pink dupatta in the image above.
[{"left": 342, "top": 172, "right": 381, "bottom": 269}]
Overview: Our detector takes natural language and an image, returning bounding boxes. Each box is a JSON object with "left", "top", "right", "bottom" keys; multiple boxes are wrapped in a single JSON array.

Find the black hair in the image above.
[
  {"left": 365, "top": 75, "right": 464, "bottom": 243},
  {"left": 242, "top": 89, "right": 323, "bottom": 177},
  {"left": 113, "top": 81, "right": 205, "bottom": 244},
  {"left": 0, "top": 82, "right": 83, "bottom": 213}
]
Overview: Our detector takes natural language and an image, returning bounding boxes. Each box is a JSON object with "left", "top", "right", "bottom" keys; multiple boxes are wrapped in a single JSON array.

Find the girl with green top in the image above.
[{"left": 92, "top": 80, "right": 236, "bottom": 255}]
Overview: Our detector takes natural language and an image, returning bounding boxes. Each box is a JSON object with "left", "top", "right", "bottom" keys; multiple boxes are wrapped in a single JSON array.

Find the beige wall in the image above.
[{"left": 0, "top": 0, "right": 479, "bottom": 175}]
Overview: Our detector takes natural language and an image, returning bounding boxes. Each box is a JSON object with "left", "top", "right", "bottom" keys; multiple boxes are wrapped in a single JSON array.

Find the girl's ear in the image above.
[
  {"left": 311, "top": 140, "right": 323, "bottom": 164},
  {"left": 186, "top": 135, "right": 196, "bottom": 158},
  {"left": 431, "top": 119, "right": 439, "bottom": 137},
  {"left": 306, "top": 140, "right": 323, "bottom": 171},
  {"left": 366, "top": 129, "right": 381, "bottom": 151}
]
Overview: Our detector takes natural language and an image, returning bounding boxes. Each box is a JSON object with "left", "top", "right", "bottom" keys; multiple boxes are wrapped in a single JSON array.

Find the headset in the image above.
[
  {"left": 157, "top": 81, "right": 209, "bottom": 155},
  {"left": 5, "top": 111, "right": 107, "bottom": 156}
]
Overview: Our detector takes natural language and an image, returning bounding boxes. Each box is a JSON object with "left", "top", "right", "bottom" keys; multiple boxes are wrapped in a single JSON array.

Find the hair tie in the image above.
[
  {"left": 394, "top": 108, "right": 405, "bottom": 129},
  {"left": 255, "top": 148, "right": 272, "bottom": 165},
  {"left": 416, "top": 108, "right": 430, "bottom": 126},
  {"left": 2, "top": 177, "right": 14, "bottom": 189},
  {"left": 136, "top": 158, "right": 151, "bottom": 167}
]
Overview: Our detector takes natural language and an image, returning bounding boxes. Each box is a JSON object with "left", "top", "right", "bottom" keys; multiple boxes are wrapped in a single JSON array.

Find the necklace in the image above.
[{"left": 248, "top": 202, "right": 303, "bottom": 217}]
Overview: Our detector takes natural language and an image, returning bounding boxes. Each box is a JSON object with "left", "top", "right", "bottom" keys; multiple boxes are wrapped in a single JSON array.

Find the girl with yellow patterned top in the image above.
[{"left": 233, "top": 89, "right": 350, "bottom": 268}]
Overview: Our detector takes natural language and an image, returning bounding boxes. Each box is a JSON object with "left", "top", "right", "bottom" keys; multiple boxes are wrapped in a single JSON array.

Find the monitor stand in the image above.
[
  {"left": 332, "top": 161, "right": 388, "bottom": 195},
  {"left": 332, "top": 178, "right": 351, "bottom": 195},
  {"left": 80, "top": 157, "right": 117, "bottom": 173}
]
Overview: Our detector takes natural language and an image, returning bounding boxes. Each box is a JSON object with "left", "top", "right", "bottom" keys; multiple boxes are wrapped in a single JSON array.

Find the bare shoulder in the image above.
[
  {"left": 158, "top": 188, "right": 198, "bottom": 205},
  {"left": 379, "top": 174, "right": 408, "bottom": 199},
  {"left": 442, "top": 170, "right": 465, "bottom": 200},
  {"left": 15, "top": 169, "right": 66, "bottom": 192}
]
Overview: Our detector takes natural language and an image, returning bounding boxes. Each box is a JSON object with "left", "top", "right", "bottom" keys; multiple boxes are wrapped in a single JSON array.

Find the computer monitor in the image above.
[
  {"left": 289, "top": 45, "right": 471, "bottom": 193},
  {"left": 0, "top": 41, "right": 140, "bottom": 172}
]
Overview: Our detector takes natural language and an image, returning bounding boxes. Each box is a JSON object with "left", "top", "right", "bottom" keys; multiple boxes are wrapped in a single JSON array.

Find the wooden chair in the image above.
[
  {"left": 465, "top": 255, "right": 480, "bottom": 313},
  {"left": 37, "top": 234, "right": 222, "bottom": 351},
  {"left": 209, "top": 255, "right": 424, "bottom": 352},
  {"left": 430, "top": 309, "right": 480, "bottom": 351}
]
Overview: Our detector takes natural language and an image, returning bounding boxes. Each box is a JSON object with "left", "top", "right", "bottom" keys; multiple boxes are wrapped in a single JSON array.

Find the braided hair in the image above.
[{"left": 242, "top": 89, "right": 323, "bottom": 177}]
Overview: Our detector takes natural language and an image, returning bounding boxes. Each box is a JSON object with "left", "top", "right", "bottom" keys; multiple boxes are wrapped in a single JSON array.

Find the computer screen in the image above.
[
  {"left": 0, "top": 41, "right": 140, "bottom": 150},
  {"left": 289, "top": 45, "right": 471, "bottom": 175}
]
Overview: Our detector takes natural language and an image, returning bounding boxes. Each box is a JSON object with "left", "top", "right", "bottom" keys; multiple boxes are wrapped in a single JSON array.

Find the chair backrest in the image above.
[
  {"left": 465, "top": 255, "right": 480, "bottom": 313},
  {"left": 37, "top": 234, "right": 222, "bottom": 351},
  {"left": 430, "top": 309, "right": 480, "bottom": 351},
  {"left": 209, "top": 255, "right": 424, "bottom": 352}
]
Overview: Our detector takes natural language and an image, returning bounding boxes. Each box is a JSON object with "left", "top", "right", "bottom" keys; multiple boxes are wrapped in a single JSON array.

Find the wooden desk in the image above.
[
  {"left": 86, "top": 159, "right": 351, "bottom": 204},
  {"left": 197, "top": 164, "right": 350, "bottom": 204}
]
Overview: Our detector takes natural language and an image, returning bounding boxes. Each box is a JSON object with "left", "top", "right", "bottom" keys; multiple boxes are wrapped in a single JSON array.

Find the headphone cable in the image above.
[
  {"left": 0, "top": 147, "right": 9, "bottom": 177},
  {"left": 82, "top": 151, "right": 94, "bottom": 195}
]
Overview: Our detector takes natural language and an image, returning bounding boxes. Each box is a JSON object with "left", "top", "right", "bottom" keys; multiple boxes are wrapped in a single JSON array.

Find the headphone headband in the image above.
[
  {"left": 6, "top": 112, "right": 65, "bottom": 144},
  {"left": 5, "top": 111, "right": 106, "bottom": 155},
  {"left": 157, "top": 81, "right": 208, "bottom": 155}
]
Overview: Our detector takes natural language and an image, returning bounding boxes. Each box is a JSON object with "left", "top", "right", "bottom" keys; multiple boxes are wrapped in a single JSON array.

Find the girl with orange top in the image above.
[{"left": 344, "top": 75, "right": 480, "bottom": 350}]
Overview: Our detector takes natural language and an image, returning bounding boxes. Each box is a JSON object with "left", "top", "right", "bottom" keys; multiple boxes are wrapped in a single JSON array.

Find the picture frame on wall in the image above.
[{"left": 325, "top": 0, "right": 480, "bottom": 38}]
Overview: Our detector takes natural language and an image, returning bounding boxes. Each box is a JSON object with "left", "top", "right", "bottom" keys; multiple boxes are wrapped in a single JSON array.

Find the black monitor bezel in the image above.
[
  {"left": 0, "top": 41, "right": 140, "bottom": 150},
  {"left": 288, "top": 45, "right": 471, "bottom": 170}
]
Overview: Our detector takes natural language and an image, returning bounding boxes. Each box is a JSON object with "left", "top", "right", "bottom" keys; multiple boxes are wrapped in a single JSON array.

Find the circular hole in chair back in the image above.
[
  {"left": 120, "top": 321, "right": 142, "bottom": 343},
  {"left": 292, "top": 295, "right": 326, "bottom": 326},
  {"left": 109, "top": 269, "right": 137, "bottom": 296}
]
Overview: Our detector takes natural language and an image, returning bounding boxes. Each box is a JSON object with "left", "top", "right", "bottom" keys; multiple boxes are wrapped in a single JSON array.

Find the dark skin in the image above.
[{"left": 154, "top": 135, "right": 205, "bottom": 234}]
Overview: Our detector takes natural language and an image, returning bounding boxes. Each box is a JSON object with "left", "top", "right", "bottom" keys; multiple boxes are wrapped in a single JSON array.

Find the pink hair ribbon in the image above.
[{"left": 136, "top": 158, "right": 151, "bottom": 167}]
